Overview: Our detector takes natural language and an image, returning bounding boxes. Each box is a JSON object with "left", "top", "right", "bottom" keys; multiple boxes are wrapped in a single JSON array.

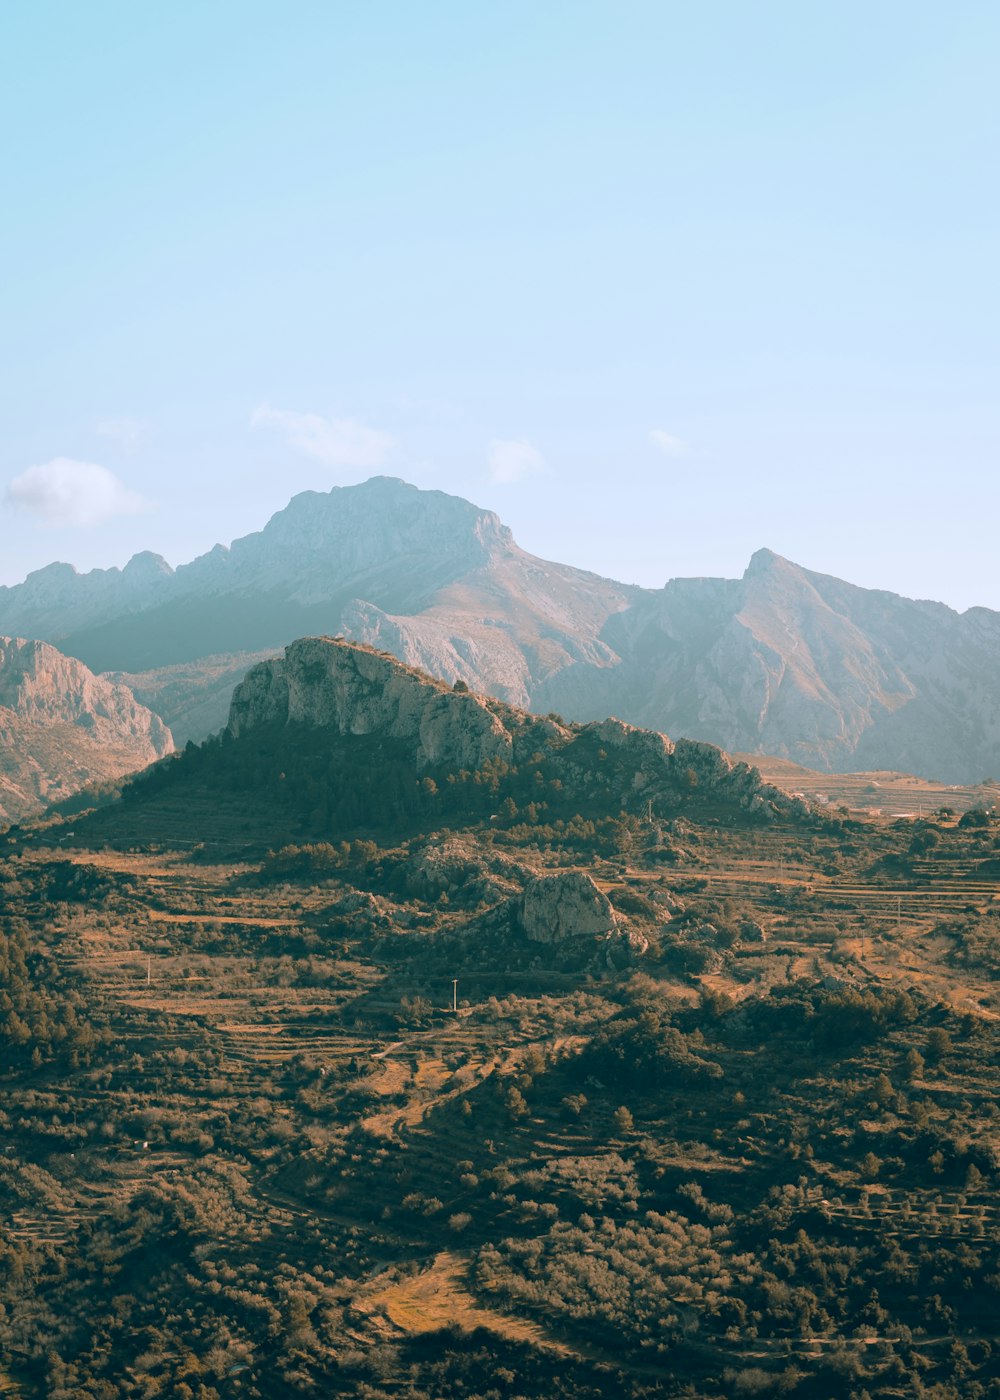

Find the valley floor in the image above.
[{"left": 0, "top": 796, "right": 997, "bottom": 1397}]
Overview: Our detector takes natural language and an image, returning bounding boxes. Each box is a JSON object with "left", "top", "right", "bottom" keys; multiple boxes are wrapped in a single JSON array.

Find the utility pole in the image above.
[
  {"left": 452, "top": 978, "right": 458, "bottom": 1013},
  {"left": 897, "top": 896, "right": 901, "bottom": 933},
  {"left": 146, "top": 956, "right": 151, "bottom": 986}
]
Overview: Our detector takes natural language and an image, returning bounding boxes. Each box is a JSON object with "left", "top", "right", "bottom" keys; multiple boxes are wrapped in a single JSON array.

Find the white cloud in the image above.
[
  {"left": 252, "top": 403, "right": 394, "bottom": 469},
  {"left": 96, "top": 416, "right": 146, "bottom": 451},
  {"left": 488, "top": 438, "right": 545, "bottom": 484},
  {"left": 6, "top": 459, "right": 150, "bottom": 526},
  {"left": 649, "top": 429, "right": 686, "bottom": 457}
]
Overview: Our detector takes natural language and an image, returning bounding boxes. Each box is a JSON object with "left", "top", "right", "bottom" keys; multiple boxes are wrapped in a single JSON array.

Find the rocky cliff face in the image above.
[
  {"left": 225, "top": 636, "right": 798, "bottom": 823},
  {"left": 0, "top": 637, "right": 173, "bottom": 822},
  {"left": 4, "top": 477, "right": 999, "bottom": 781},
  {"left": 229, "top": 637, "right": 517, "bottom": 772}
]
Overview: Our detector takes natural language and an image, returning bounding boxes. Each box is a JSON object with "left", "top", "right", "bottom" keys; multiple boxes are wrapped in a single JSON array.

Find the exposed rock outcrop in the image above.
[
  {"left": 509, "top": 871, "right": 648, "bottom": 969},
  {"left": 0, "top": 637, "right": 173, "bottom": 822},
  {"left": 460, "top": 870, "right": 648, "bottom": 974},
  {"left": 229, "top": 637, "right": 515, "bottom": 772},
  {"left": 406, "top": 837, "right": 531, "bottom": 906},
  {"left": 518, "top": 872, "right": 618, "bottom": 945},
  {"left": 224, "top": 636, "right": 798, "bottom": 822}
]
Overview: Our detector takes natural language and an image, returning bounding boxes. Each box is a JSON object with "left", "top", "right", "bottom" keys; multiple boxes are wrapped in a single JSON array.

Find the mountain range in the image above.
[{"left": 2, "top": 475, "right": 999, "bottom": 783}]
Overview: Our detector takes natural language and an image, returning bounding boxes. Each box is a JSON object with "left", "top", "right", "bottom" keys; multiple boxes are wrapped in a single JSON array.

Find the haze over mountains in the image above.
[{"left": 2, "top": 476, "right": 998, "bottom": 783}]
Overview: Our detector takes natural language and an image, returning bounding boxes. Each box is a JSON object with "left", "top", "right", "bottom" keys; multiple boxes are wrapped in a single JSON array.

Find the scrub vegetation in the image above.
[{"left": 0, "top": 721, "right": 997, "bottom": 1398}]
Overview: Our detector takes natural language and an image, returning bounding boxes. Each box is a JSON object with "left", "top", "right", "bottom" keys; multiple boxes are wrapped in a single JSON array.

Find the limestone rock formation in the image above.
[
  {"left": 518, "top": 872, "right": 618, "bottom": 945},
  {"left": 0, "top": 637, "right": 173, "bottom": 822},
  {"left": 406, "top": 837, "right": 531, "bottom": 906},
  {"left": 223, "top": 636, "right": 797, "bottom": 823},
  {"left": 229, "top": 637, "right": 515, "bottom": 772}
]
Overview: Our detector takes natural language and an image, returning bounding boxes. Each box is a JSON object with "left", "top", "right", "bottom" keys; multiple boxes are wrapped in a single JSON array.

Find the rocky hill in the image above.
[
  {"left": 70, "top": 635, "right": 803, "bottom": 976},
  {"left": 3, "top": 477, "right": 1000, "bottom": 780},
  {"left": 93, "top": 636, "right": 798, "bottom": 864},
  {"left": 0, "top": 637, "right": 173, "bottom": 822},
  {"left": 0, "top": 477, "right": 626, "bottom": 745},
  {"left": 220, "top": 636, "right": 795, "bottom": 823}
]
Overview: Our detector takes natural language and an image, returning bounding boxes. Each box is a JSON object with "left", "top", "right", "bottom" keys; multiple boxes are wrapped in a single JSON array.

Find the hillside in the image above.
[
  {"left": 106, "top": 650, "right": 275, "bottom": 747},
  {"left": 0, "top": 637, "right": 173, "bottom": 823},
  {"left": 93, "top": 636, "right": 799, "bottom": 852},
  {"left": 0, "top": 642, "right": 996, "bottom": 1398},
  {"left": 3, "top": 477, "right": 1000, "bottom": 779}
]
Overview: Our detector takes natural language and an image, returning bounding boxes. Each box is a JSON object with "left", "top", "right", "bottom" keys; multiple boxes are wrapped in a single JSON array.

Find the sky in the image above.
[{"left": 1, "top": 2, "right": 998, "bottom": 610}]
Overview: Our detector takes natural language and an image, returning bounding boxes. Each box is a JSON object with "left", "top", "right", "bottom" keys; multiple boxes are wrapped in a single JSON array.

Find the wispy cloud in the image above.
[
  {"left": 6, "top": 458, "right": 150, "bottom": 526},
  {"left": 96, "top": 416, "right": 147, "bottom": 452},
  {"left": 488, "top": 438, "right": 545, "bottom": 484},
  {"left": 649, "top": 429, "right": 686, "bottom": 457},
  {"left": 252, "top": 403, "right": 394, "bottom": 469}
]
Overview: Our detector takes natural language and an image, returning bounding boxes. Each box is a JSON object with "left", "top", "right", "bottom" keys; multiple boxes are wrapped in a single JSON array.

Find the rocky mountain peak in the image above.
[
  {"left": 164, "top": 478, "right": 517, "bottom": 611},
  {"left": 3, "top": 477, "right": 1000, "bottom": 781},
  {"left": 741, "top": 548, "right": 815, "bottom": 599},
  {"left": 14, "top": 560, "right": 82, "bottom": 597},
  {"left": 123, "top": 550, "right": 174, "bottom": 580},
  {"left": 743, "top": 546, "right": 786, "bottom": 577},
  {"left": 253, "top": 476, "right": 513, "bottom": 564}
]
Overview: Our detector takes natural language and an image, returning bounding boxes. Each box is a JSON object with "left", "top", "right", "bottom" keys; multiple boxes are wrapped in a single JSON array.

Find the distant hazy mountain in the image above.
[
  {"left": 2, "top": 476, "right": 999, "bottom": 782},
  {"left": 0, "top": 478, "right": 631, "bottom": 744},
  {"left": 572, "top": 548, "right": 1000, "bottom": 785},
  {"left": 0, "top": 637, "right": 173, "bottom": 822}
]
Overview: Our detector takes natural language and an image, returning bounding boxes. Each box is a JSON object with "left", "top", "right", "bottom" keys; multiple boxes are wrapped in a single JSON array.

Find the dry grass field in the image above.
[{"left": 741, "top": 753, "right": 1000, "bottom": 818}]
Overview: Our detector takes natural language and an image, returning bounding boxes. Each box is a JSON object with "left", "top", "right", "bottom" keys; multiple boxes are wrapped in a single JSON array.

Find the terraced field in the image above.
[
  {"left": 0, "top": 791, "right": 997, "bottom": 1397},
  {"left": 744, "top": 754, "right": 1000, "bottom": 818}
]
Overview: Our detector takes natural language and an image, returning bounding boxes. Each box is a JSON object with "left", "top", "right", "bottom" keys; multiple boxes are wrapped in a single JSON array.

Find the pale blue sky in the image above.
[{"left": 2, "top": 2, "right": 998, "bottom": 608}]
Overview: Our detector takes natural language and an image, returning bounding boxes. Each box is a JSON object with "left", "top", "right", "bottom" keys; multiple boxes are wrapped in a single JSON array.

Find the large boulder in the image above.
[{"left": 518, "top": 872, "right": 618, "bottom": 945}]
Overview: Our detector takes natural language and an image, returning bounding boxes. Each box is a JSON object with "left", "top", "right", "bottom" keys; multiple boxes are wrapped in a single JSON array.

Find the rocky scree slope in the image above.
[
  {"left": 4, "top": 477, "right": 998, "bottom": 780},
  {"left": 0, "top": 637, "right": 173, "bottom": 822}
]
